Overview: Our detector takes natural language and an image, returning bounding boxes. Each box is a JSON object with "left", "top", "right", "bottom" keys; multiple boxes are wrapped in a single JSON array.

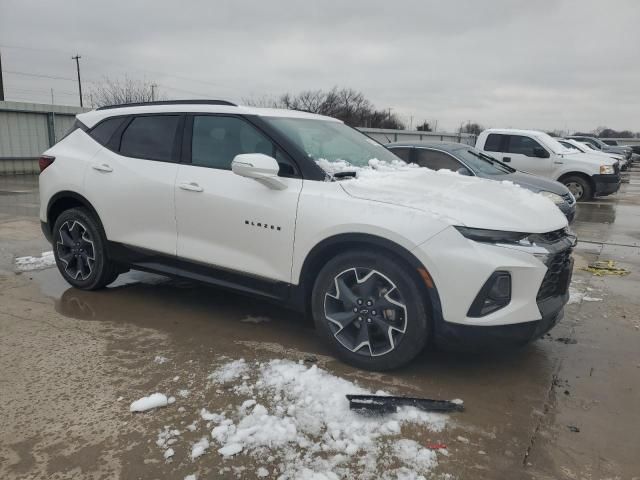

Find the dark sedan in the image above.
[{"left": 387, "top": 141, "right": 576, "bottom": 223}]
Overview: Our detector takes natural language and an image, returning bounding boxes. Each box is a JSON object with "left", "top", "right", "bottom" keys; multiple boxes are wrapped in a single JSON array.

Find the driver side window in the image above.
[
  {"left": 191, "top": 115, "right": 297, "bottom": 176},
  {"left": 507, "top": 135, "right": 544, "bottom": 157}
]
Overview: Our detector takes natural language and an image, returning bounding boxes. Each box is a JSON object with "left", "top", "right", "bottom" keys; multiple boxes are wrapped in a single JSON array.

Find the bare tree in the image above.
[
  {"left": 89, "top": 76, "right": 164, "bottom": 107},
  {"left": 460, "top": 121, "right": 483, "bottom": 136},
  {"left": 244, "top": 87, "right": 405, "bottom": 129}
]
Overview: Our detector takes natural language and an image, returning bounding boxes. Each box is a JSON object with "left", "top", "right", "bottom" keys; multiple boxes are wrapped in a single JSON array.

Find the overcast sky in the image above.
[{"left": 1, "top": 0, "right": 639, "bottom": 132}]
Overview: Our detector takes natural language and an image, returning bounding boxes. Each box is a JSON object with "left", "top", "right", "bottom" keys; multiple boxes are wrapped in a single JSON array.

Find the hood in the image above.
[
  {"left": 339, "top": 168, "right": 567, "bottom": 233},
  {"left": 560, "top": 151, "right": 616, "bottom": 166},
  {"left": 489, "top": 171, "right": 570, "bottom": 195}
]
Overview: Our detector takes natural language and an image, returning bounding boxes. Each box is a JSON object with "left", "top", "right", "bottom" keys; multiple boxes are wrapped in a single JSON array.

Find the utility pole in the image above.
[
  {"left": 51, "top": 88, "right": 54, "bottom": 104},
  {"left": 0, "top": 48, "right": 5, "bottom": 101},
  {"left": 72, "top": 54, "right": 83, "bottom": 107},
  {"left": 151, "top": 83, "right": 157, "bottom": 101}
]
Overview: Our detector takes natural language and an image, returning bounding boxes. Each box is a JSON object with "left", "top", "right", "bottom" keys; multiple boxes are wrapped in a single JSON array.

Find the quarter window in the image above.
[
  {"left": 484, "top": 134, "right": 504, "bottom": 152},
  {"left": 119, "top": 115, "right": 180, "bottom": 161},
  {"left": 90, "top": 117, "right": 127, "bottom": 146},
  {"left": 414, "top": 149, "right": 462, "bottom": 171},
  {"left": 507, "top": 135, "right": 544, "bottom": 157}
]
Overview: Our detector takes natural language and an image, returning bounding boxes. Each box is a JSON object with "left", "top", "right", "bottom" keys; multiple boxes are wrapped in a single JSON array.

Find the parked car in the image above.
[
  {"left": 565, "top": 135, "right": 632, "bottom": 161},
  {"left": 39, "top": 100, "right": 575, "bottom": 370},
  {"left": 386, "top": 141, "right": 576, "bottom": 222},
  {"left": 476, "top": 129, "right": 620, "bottom": 201},
  {"left": 558, "top": 139, "right": 628, "bottom": 171}
]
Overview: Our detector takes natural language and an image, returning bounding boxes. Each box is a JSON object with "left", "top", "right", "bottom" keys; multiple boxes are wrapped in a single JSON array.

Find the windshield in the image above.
[
  {"left": 452, "top": 147, "right": 514, "bottom": 175},
  {"left": 261, "top": 117, "right": 400, "bottom": 170}
]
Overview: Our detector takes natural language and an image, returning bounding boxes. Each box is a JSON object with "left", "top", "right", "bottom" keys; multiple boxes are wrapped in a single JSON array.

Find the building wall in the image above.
[{"left": 0, "top": 101, "right": 88, "bottom": 174}]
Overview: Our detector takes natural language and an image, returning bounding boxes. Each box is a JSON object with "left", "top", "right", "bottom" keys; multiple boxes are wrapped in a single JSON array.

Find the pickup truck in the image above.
[{"left": 476, "top": 129, "right": 620, "bottom": 201}]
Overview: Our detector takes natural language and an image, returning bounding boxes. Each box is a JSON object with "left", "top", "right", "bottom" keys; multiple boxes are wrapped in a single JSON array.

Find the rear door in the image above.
[
  {"left": 174, "top": 114, "right": 302, "bottom": 282},
  {"left": 84, "top": 114, "right": 181, "bottom": 255}
]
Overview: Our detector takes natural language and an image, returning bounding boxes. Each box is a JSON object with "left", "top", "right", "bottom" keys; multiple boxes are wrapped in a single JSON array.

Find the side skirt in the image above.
[{"left": 106, "top": 241, "right": 302, "bottom": 309}]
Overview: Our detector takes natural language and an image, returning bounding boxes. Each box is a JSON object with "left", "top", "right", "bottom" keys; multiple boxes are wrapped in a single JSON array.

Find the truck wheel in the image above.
[
  {"left": 52, "top": 207, "right": 119, "bottom": 290},
  {"left": 311, "top": 249, "right": 429, "bottom": 371},
  {"left": 562, "top": 175, "right": 593, "bottom": 202}
]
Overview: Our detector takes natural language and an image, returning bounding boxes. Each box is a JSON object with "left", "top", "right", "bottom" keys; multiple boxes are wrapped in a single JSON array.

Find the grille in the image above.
[
  {"left": 561, "top": 193, "right": 575, "bottom": 205},
  {"left": 531, "top": 228, "right": 568, "bottom": 244},
  {"left": 537, "top": 248, "right": 573, "bottom": 300}
]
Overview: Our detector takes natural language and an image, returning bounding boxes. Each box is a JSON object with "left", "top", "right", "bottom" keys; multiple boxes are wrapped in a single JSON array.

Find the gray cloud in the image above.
[{"left": 1, "top": 0, "right": 638, "bottom": 132}]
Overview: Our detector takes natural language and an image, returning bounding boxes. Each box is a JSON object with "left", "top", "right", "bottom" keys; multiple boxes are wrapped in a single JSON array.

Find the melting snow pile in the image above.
[
  {"left": 130, "top": 393, "right": 175, "bottom": 412},
  {"left": 15, "top": 251, "right": 56, "bottom": 271},
  {"left": 193, "top": 358, "right": 447, "bottom": 479}
]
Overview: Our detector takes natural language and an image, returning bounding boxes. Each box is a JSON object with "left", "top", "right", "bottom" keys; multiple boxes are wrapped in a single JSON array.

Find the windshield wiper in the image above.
[{"left": 467, "top": 150, "right": 515, "bottom": 172}]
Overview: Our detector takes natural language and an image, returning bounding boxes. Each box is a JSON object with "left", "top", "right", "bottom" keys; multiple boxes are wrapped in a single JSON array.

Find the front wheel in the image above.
[
  {"left": 311, "top": 250, "right": 429, "bottom": 371},
  {"left": 52, "top": 207, "right": 119, "bottom": 290},
  {"left": 562, "top": 175, "right": 593, "bottom": 202}
]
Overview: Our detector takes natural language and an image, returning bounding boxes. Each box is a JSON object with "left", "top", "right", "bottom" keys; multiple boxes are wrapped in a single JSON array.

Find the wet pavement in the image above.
[{"left": 0, "top": 171, "right": 639, "bottom": 479}]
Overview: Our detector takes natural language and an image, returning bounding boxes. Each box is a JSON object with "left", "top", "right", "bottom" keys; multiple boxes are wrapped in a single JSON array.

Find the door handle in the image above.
[
  {"left": 502, "top": 157, "right": 511, "bottom": 162},
  {"left": 179, "top": 182, "right": 203, "bottom": 192},
  {"left": 554, "top": 161, "right": 564, "bottom": 165},
  {"left": 92, "top": 163, "right": 113, "bottom": 172}
]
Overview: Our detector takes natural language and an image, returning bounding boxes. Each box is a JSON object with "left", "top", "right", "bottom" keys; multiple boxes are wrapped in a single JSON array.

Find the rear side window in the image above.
[
  {"left": 119, "top": 115, "right": 181, "bottom": 161},
  {"left": 414, "top": 149, "right": 462, "bottom": 171},
  {"left": 389, "top": 147, "right": 411, "bottom": 162},
  {"left": 484, "top": 134, "right": 504, "bottom": 152},
  {"left": 90, "top": 117, "right": 127, "bottom": 146},
  {"left": 507, "top": 135, "right": 543, "bottom": 157}
]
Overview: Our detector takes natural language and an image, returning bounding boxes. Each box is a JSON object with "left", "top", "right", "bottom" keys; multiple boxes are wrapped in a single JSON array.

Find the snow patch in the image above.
[
  {"left": 130, "top": 393, "right": 169, "bottom": 412},
  {"left": 191, "top": 437, "right": 210, "bottom": 459},
  {"left": 202, "top": 358, "right": 448, "bottom": 478},
  {"left": 15, "top": 251, "right": 55, "bottom": 271},
  {"left": 154, "top": 355, "right": 169, "bottom": 364}
]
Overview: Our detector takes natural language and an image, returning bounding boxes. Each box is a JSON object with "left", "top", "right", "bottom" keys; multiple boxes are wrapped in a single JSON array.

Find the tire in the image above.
[
  {"left": 52, "top": 207, "right": 119, "bottom": 290},
  {"left": 311, "top": 249, "right": 429, "bottom": 371},
  {"left": 562, "top": 175, "right": 593, "bottom": 202}
]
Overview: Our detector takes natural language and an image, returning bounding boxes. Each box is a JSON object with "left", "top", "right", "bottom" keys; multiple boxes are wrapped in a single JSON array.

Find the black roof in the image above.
[{"left": 96, "top": 99, "right": 237, "bottom": 111}]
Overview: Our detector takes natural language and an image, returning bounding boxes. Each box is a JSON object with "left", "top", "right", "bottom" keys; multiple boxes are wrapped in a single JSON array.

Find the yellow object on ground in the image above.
[{"left": 582, "top": 260, "right": 630, "bottom": 276}]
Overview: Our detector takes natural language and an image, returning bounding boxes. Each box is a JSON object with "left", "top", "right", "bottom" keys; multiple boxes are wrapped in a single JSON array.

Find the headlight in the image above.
[
  {"left": 454, "top": 226, "right": 528, "bottom": 243},
  {"left": 539, "top": 191, "right": 565, "bottom": 205},
  {"left": 600, "top": 165, "right": 615, "bottom": 174}
]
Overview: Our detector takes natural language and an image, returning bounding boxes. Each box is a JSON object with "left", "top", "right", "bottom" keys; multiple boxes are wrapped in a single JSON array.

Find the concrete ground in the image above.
[{"left": 0, "top": 170, "right": 638, "bottom": 480}]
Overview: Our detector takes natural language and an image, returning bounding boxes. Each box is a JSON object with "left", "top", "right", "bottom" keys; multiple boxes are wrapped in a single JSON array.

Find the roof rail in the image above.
[{"left": 96, "top": 99, "right": 237, "bottom": 111}]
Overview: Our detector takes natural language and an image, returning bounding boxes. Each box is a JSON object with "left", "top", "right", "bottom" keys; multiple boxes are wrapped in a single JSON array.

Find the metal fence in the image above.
[
  {"left": 0, "top": 101, "right": 89, "bottom": 174},
  {"left": 358, "top": 127, "right": 477, "bottom": 145}
]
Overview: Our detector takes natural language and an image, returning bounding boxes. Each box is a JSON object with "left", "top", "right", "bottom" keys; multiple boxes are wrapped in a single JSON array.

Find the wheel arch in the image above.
[
  {"left": 46, "top": 191, "right": 104, "bottom": 237},
  {"left": 557, "top": 171, "right": 595, "bottom": 192},
  {"left": 294, "top": 233, "right": 443, "bottom": 331}
]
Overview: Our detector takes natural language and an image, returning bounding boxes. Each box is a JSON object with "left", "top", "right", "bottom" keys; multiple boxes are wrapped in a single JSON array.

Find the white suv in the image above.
[
  {"left": 39, "top": 101, "right": 575, "bottom": 370},
  {"left": 476, "top": 128, "right": 621, "bottom": 201}
]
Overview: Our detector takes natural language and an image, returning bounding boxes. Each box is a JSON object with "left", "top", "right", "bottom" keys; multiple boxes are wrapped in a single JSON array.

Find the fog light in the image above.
[{"left": 468, "top": 271, "right": 512, "bottom": 317}]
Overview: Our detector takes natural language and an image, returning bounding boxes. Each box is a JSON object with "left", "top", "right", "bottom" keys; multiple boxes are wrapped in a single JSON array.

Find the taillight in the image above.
[{"left": 39, "top": 155, "right": 55, "bottom": 172}]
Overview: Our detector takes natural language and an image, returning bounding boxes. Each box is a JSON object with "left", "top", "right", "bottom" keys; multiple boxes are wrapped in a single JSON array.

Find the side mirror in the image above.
[
  {"left": 456, "top": 166, "right": 472, "bottom": 176},
  {"left": 533, "top": 147, "right": 549, "bottom": 158},
  {"left": 231, "top": 153, "right": 287, "bottom": 190}
]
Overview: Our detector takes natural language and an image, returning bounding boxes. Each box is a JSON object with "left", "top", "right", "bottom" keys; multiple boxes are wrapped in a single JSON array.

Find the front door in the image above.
[
  {"left": 503, "top": 134, "right": 552, "bottom": 177},
  {"left": 174, "top": 114, "right": 302, "bottom": 283}
]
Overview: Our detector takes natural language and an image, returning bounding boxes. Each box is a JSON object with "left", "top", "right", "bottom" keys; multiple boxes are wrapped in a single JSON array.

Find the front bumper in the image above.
[{"left": 593, "top": 173, "right": 621, "bottom": 197}]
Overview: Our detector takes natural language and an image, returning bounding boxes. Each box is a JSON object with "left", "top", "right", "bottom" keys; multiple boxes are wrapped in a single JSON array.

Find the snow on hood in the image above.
[{"left": 323, "top": 159, "right": 567, "bottom": 233}]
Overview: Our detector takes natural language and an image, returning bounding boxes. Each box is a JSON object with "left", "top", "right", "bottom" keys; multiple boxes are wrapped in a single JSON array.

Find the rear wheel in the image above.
[
  {"left": 52, "top": 208, "right": 119, "bottom": 290},
  {"left": 311, "top": 250, "right": 429, "bottom": 370},
  {"left": 562, "top": 175, "right": 593, "bottom": 202}
]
